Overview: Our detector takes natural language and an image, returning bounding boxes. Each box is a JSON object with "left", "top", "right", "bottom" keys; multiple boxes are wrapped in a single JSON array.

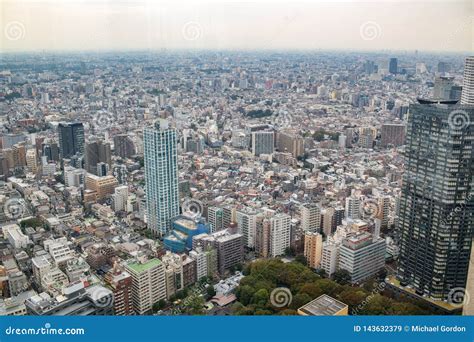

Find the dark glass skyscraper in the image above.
[
  {"left": 58, "top": 122, "right": 85, "bottom": 159},
  {"left": 389, "top": 57, "right": 398, "bottom": 74},
  {"left": 397, "top": 102, "right": 473, "bottom": 300}
]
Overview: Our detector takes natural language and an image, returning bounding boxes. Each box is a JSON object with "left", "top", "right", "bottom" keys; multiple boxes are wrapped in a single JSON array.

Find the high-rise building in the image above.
[
  {"left": 26, "top": 149, "right": 38, "bottom": 174},
  {"left": 255, "top": 217, "right": 271, "bottom": 258},
  {"left": 58, "top": 122, "right": 85, "bottom": 159},
  {"left": 461, "top": 56, "right": 474, "bottom": 105},
  {"left": 222, "top": 205, "right": 235, "bottom": 230},
  {"left": 161, "top": 252, "right": 184, "bottom": 299},
  {"left": 207, "top": 206, "right": 224, "bottom": 232},
  {"left": 389, "top": 57, "right": 398, "bottom": 74},
  {"left": 192, "top": 230, "right": 243, "bottom": 275},
  {"left": 104, "top": 264, "right": 133, "bottom": 316},
  {"left": 12, "top": 143, "right": 27, "bottom": 168},
  {"left": 339, "top": 232, "right": 386, "bottom": 284},
  {"left": 189, "top": 247, "right": 208, "bottom": 281},
  {"left": 42, "top": 142, "right": 59, "bottom": 162},
  {"left": 321, "top": 242, "right": 339, "bottom": 277},
  {"left": 433, "top": 76, "right": 455, "bottom": 101},
  {"left": 380, "top": 124, "right": 406, "bottom": 148},
  {"left": 126, "top": 258, "right": 166, "bottom": 315},
  {"left": 143, "top": 120, "right": 179, "bottom": 236},
  {"left": 269, "top": 213, "right": 291, "bottom": 257},
  {"left": 85, "top": 174, "right": 118, "bottom": 201},
  {"left": 463, "top": 239, "right": 474, "bottom": 315},
  {"left": 304, "top": 232, "right": 323, "bottom": 269},
  {"left": 236, "top": 207, "right": 261, "bottom": 248},
  {"left": 112, "top": 185, "right": 129, "bottom": 212},
  {"left": 85, "top": 140, "right": 111, "bottom": 175},
  {"left": 397, "top": 98, "right": 474, "bottom": 300},
  {"left": 301, "top": 203, "right": 321, "bottom": 232},
  {"left": 276, "top": 131, "right": 304, "bottom": 158},
  {"left": 113, "top": 134, "right": 136, "bottom": 159},
  {"left": 345, "top": 195, "right": 361, "bottom": 220},
  {"left": 215, "top": 233, "right": 244, "bottom": 275},
  {"left": 251, "top": 131, "right": 274, "bottom": 156}
]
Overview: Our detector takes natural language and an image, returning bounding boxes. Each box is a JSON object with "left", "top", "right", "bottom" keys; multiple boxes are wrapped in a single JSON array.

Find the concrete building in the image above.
[
  {"left": 236, "top": 207, "right": 261, "bottom": 248},
  {"left": 461, "top": 56, "right": 474, "bottom": 105},
  {"left": 113, "top": 134, "right": 136, "bottom": 158},
  {"left": 112, "top": 185, "right": 129, "bottom": 212},
  {"left": 161, "top": 252, "right": 184, "bottom": 299},
  {"left": 380, "top": 123, "right": 406, "bottom": 148},
  {"left": 297, "top": 294, "right": 348, "bottom": 316},
  {"left": 301, "top": 203, "right": 321, "bottom": 232},
  {"left": 2, "top": 224, "right": 29, "bottom": 249},
  {"left": 26, "top": 283, "right": 113, "bottom": 315},
  {"left": 321, "top": 242, "right": 339, "bottom": 277},
  {"left": 125, "top": 257, "right": 166, "bottom": 315},
  {"left": 276, "top": 130, "right": 304, "bottom": 158},
  {"left": 143, "top": 119, "right": 179, "bottom": 236},
  {"left": 207, "top": 206, "right": 224, "bottom": 232},
  {"left": 338, "top": 232, "right": 386, "bottom": 284},
  {"left": 269, "top": 213, "right": 291, "bottom": 257},
  {"left": 251, "top": 131, "right": 274, "bottom": 156},
  {"left": 304, "top": 232, "right": 323, "bottom": 269}
]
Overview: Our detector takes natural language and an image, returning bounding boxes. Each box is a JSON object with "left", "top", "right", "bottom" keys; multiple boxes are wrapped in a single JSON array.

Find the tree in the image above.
[
  {"left": 184, "top": 295, "right": 205, "bottom": 315},
  {"left": 294, "top": 255, "right": 308, "bottom": 266},
  {"left": 284, "top": 247, "right": 295, "bottom": 256},
  {"left": 152, "top": 299, "right": 167, "bottom": 312},
  {"left": 237, "top": 285, "right": 255, "bottom": 306},
  {"left": 251, "top": 288, "right": 269, "bottom": 307},
  {"left": 290, "top": 293, "right": 312, "bottom": 310},
  {"left": 332, "top": 269, "right": 352, "bottom": 285},
  {"left": 206, "top": 285, "right": 216, "bottom": 298}
]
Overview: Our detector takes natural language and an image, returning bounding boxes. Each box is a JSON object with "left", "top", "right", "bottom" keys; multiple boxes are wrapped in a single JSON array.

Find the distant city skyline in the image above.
[{"left": 1, "top": 0, "right": 472, "bottom": 53}]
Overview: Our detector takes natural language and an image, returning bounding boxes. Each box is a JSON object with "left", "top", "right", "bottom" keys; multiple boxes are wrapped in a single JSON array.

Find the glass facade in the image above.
[{"left": 397, "top": 103, "right": 474, "bottom": 300}]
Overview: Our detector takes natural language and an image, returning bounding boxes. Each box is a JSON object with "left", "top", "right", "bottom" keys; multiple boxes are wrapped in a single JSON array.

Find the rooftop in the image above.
[
  {"left": 127, "top": 258, "right": 162, "bottom": 273},
  {"left": 298, "top": 294, "right": 348, "bottom": 316}
]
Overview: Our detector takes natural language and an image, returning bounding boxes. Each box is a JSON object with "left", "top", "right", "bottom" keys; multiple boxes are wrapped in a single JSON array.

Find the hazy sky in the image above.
[{"left": 1, "top": 0, "right": 473, "bottom": 52}]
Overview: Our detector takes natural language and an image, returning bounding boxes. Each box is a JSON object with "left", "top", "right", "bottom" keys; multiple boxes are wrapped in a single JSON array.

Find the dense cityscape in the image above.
[{"left": 0, "top": 50, "right": 472, "bottom": 317}]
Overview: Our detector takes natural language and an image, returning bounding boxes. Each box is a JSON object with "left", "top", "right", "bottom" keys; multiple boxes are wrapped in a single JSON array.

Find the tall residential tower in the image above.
[{"left": 144, "top": 120, "right": 179, "bottom": 236}]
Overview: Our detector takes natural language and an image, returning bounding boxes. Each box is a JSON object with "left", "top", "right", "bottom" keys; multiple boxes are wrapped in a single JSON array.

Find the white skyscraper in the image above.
[
  {"left": 144, "top": 119, "right": 179, "bottom": 236},
  {"left": 301, "top": 203, "right": 321, "bottom": 232},
  {"left": 269, "top": 213, "right": 291, "bottom": 257},
  {"left": 345, "top": 196, "right": 361, "bottom": 220},
  {"left": 461, "top": 56, "right": 474, "bottom": 105},
  {"left": 236, "top": 207, "right": 261, "bottom": 248},
  {"left": 112, "top": 185, "right": 129, "bottom": 212}
]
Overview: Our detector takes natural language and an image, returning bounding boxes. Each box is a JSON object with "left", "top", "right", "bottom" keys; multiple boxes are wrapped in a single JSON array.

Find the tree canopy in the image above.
[{"left": 232, "top": 259, "right": 433, "bottom": 316}]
